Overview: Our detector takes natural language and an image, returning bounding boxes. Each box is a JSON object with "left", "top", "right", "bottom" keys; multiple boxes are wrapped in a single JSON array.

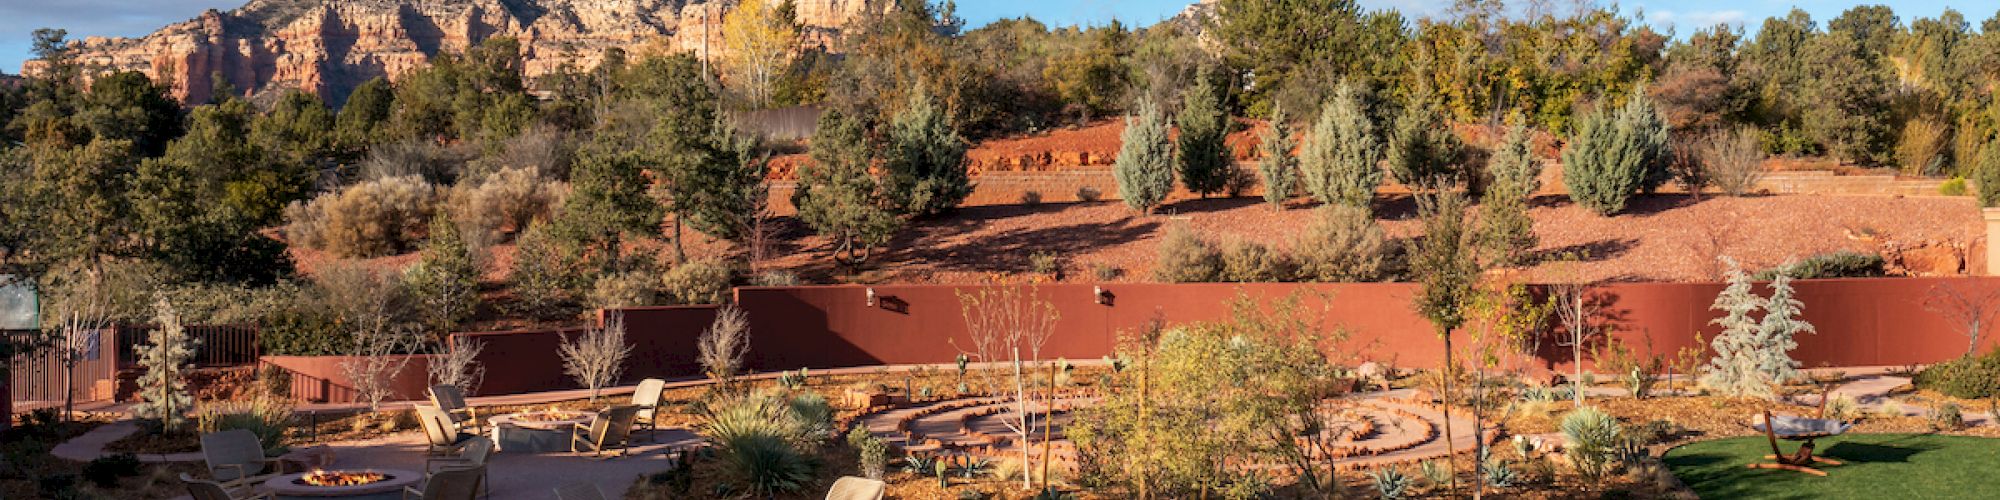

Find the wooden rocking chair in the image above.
[{"left": 1748, "top": 386, "right": 1853, "bottom": 476}]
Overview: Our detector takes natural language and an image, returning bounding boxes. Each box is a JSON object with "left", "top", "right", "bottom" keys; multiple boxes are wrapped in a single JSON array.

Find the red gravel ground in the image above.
[{"left": 747, "top": 193, "right": 1981, "bottom": 284}]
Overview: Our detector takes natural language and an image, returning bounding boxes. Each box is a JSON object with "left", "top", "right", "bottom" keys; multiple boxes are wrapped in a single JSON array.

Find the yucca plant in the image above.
[
  {"left": 1559, "top": 406, "right": 1622, "bottom": 481},
  {"left": 700, "top": 390, "right": 827, "bottom": 495}
]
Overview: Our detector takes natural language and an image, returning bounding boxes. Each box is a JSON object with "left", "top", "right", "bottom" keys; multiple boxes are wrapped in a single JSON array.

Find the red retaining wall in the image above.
[
  {"left": 445, "top": 278, "right": 2000, "bottom": 399},
  {"left": 260, "top": 355, "right": 435, "bottom": 404}
]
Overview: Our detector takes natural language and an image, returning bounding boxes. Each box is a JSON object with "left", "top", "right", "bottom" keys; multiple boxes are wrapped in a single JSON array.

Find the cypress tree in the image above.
[
  {"left": 882, "top": 86, "right": 972, "bottom": 218},
  {"left": 1562, "top": 91, "right": 1669, "bottom": 215},
  {"left": 1176, "top": 67, "right": 1231, "bottom": 197},
  {"left": 1115, "top": 97, "right": 1175, "bottom": 214},
  {"left": 1256, "top": 104, "right": 1299, "bottom": 209},
  {"left": 1301, "top": 81, "right": 1383, "bottom": 209},
  {"left": 1477, "top": 124, "right": 1540, "bottom": 266}
]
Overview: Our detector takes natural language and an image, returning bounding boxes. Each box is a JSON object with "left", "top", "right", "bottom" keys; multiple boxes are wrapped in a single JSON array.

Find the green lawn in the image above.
[{"left": 1663, "top": 433, "right": 2000, "bottom": 499}]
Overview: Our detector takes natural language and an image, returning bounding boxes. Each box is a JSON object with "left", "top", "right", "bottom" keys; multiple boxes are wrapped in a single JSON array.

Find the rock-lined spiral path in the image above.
[{"left": 850, "top": 388, "right": 1485, "bottom": 472}]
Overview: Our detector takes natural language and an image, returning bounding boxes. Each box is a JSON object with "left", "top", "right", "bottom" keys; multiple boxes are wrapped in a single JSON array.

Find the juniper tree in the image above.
[
  {"left": 133, "top": 298, "right": 195, "bottom": 429},
  {"left": 1386, "top": 100, "right": 1464, "bottom": 191},
  {"left": 882, "top": 86, "right": 972, "bottom": 218},
  {"left": 556, "top": 138, "right": 662, "bottom": 272},
  {"left": 1115, "top": 97, "right": 1175, "bottom": 214},
  {"left": 1256, "top": 104, "right": 1300, "bottom": 209},
  {"left": 794, "top": 109, "right": 903, "bottom": 267},
  {"left": 1700, "top": 257, "right": 1779, "bottom": 399},
  {"left": 404, "top": 209, "right": 480, "bottom": 334},
  {"left": 1477, "top": 124, "right": 1539, "bottom": 267},
  {"left": 1176, "top": 67, "right": 1231, "bottom": 198},
  {"left": 1976, "top": 139, "right": 2000, "bottom": 207},
  {"left": 1562, "top": 91, "right": 1670, "bottom": 215},
  {"left": 1301, "top": 81, "right": 1383, "bottom": 210}
]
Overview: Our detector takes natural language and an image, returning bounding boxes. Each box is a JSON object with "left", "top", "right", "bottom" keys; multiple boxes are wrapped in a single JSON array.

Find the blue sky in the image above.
[{"left": 0, "top": 1, "right": 1989, "bottom": 74}]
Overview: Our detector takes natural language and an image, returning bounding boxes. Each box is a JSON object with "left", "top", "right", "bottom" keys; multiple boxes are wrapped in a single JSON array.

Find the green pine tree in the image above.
[
  {"left": 1477, "top": 124, "right": 1539, "bottom": 267},
  {"left": 1176, "top": 68, "right": 1232, "bottom": 197},
  {"left": 1115, "top": 97, "right": 1176, "bottom": 214},
  {"left": 555, "top": 137, "right": 663, "bottom": 272},
  {"left": 133, "top": 298, "right": 195, "bottom": 429},
  {"left": 405, "top": 209, "right": 481, "bottom": 334},
  {"left": 1385, "top": 100, "right": 1464, "bottom": 191},
  {"left": 794, "top": 110, "right": 904, "bottom": 267},
  {"left": 882, "top": 85, "right": 972, "bottom": 218},
  {"left": 1256, "top": 104, "right": 1300, "bottom": 209},
  {"left": 1301, "top": 81, "right": 1383, "bottom": 209}
]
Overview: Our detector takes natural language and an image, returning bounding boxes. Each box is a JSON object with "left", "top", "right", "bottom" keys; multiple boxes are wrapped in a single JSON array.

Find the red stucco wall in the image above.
[{"left": 260, "top": 355, "right": 435, "bottom": 404}]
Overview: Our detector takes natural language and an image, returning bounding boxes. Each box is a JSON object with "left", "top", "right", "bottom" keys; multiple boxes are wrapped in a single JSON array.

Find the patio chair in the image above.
[
  {"left": 426, "top": 436, "right": 495, "bottom": 498},
  {"left": 631, "top": 378, "right": 666, "bottom": 441},
  {"left": 181, "top": 473, "right": 273, "bottom": 500},
  {"left": 429, "top": 384, "right": 483, "bottom": 434},
  {"left": 401, "top": 465, "right": 484, "bottom": 500},
  {"left": 201, "top": 429, "right": 285, "bottom": 490},
  {"left": 1748, "top": 386, "right": 1852, "bottom": 476},
  {"left": 552, "top": 482, "right": 608, "bottom": 500},
  {"left": 569, "top": 405, "right": 642, "bottom": 458},
  {"left": 417, "top": 405, "right": 477, "bottom": 456},
  {"left": 826, "top": 476, "right": 886, "bottom": 500}
]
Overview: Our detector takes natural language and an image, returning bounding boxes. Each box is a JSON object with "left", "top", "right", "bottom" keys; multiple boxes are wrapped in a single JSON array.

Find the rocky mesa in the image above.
[{"left": 24, "top": 0, "right": 884, "bottom": 104}]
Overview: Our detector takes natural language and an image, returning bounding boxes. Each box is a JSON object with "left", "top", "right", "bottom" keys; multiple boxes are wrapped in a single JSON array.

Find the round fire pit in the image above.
[
  {"left": 263, "top": 468, "right": 420, "bottom": 500},
  {"left": 490, "top": 410, "right": 595, "bottom": 453}
]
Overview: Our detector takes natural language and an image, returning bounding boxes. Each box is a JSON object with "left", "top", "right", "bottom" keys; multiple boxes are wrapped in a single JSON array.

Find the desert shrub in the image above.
[
  {"left": 663, "top": 258, "right": 734, "bottom": 305},
  {"left": 197, "top": 397, "right": 295, "bottom": 455},
  {"left": 588, "top": 270, "right": 660, "bottom": 310},
  {"left": 1939, "top": 177, "right": 1969, "bottom": 196},
  {"left": 700, "top": 389, "right": 830, "bottom": 495},
  {"left": 1914, "top": 349, "right": 2000, "bottom": 399},
  {"left": 1704, "top": 127, "right": 1765, "bottom": 196},
  {"left": 1752, "top": 251, "right": 1884, "bottom": 280},
  {"left": 447, "top": 166, "right": 564, "bottom": 244},
  {"left": 1220, "top": 240, "right": 1291, "bottom": 282},
  {"left": 749, "top": 270, "right": 803, "bottom": 287},
  {"left": 1153, "top": 225, "right": 1223, "bottom": 282},
  {"left": 81, "top": 453, "right": 141, "bottom": 487},
  {"left": 466, "top": 124, "right": 574, "bottom": 180},
  {"left": 846, "top": 426, "right": 889, "bottom": 479},
  {"left": 1291, "top": 205, "right": 1390, "bottom": 282},
  {"left": 1931, "top": 402, "right": 1966, "bottom": 431},
  {"left": 1559, "top": 406, "right": 1621, "bottom": 481},
  {"left": 1028, "top": 251, "right": 1065, "bottom": 277},
  {"left": 1826, "top": 393, "right": 1860, "bottom": 421},
  {"left": 1091, "top": 263, "right": 1122, "bottom": 281},
  {"left": 283, "top": 175, "right": 438, "bottom": 258},
  {"left": 1075, "top": 186, "right": 1102, "bottom": 202},
  {"left": 359, "top": 139, "right": 473, "bottom": 184},
  {"left": 1020, "top": 190, "right": 1043, "bottom": 205}
]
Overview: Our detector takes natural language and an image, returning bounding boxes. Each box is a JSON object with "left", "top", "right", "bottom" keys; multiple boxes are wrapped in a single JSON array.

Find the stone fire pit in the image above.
[
  {"left": 489, "top": 409, "right": 595, "bottom": 453},
  {"left": 263, "top": 468, "right": 420, "bottom": 500}
]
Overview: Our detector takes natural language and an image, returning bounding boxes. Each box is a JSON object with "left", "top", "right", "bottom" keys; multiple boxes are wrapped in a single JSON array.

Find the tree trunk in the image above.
[
  {"left": 1441, "top": 327, "right": 1458, "bottom": 496},
  {"left": 1014, "top": 347, "right": 1031, "bottom": 491}
]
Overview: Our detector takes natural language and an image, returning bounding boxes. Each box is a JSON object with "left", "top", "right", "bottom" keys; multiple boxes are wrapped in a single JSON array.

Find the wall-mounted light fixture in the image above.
[
  {"left": 866, "top": 287, "right": 878, "bottom": 307},
  {"left": 1093, "top": 285, "right": 1112, "bottom": 306}
]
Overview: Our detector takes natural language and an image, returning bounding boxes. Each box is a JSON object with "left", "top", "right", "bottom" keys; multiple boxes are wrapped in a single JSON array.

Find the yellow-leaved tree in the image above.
[{"left": 721, "top": 0, "right": 798, "bottom": 108}]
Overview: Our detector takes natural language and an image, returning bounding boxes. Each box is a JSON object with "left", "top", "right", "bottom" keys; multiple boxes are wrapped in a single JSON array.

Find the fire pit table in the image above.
[
  {"left": 263, "top": 469, "right": 420, "bottom": 500},
  {"left": 489, "top": 409, "right": 595, "bottom": 453}
]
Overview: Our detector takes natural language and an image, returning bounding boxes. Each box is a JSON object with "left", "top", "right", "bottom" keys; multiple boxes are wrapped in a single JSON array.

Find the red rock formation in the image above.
[{"left": 25, "top": 0, "right": 885, "bottom": 104}]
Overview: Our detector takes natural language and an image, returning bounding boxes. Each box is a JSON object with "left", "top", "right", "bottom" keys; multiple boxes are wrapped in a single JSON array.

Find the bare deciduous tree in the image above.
[
  {"left": 344, "top": 326, "right": 421, "bottom": 412},
  {"left": 956, "top": 286, "right": 1060, "bottom": 490},
  {"left": 561, "top": 313, "right": 632, "bottom": 402},
  {"left": 1551, "top": 280, "right": 1601, "bottom": 406},
  {"left": 47, "top": 268, "right": 111, "bottom": 423},
  {"left": 698, "top": 305, "right": 751, "bottom": 384},
  {"left": 1925, "top": 281, "right": 2000, "bottom": 357},
  {"left": 428, "top": 338, "right": 485, "bottom": 395}
]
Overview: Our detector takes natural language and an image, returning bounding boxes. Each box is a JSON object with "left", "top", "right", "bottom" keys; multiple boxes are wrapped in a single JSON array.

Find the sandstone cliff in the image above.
[{"left": 26, "top": 0, "right": 884, "bottom": 104}]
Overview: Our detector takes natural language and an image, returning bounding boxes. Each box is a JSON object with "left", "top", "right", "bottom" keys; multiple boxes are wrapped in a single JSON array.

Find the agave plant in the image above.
[
  {"left": 1368, "top": 466, "right": 1413, "bottom": 499},
  {"left": 1417, "top": 459, "right": 1450, "bottom": 487},
  {"left": 903, "top": 452, "right": 937, "bottom": 475},
  {"left": 1481, "top": 458, "right": 1518, "bottom": 488}
]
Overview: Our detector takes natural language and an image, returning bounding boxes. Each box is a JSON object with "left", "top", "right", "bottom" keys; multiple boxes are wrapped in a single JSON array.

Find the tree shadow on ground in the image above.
[
  {"left": 1158, "top": 196, "right": 1262, "bottom": 215},
  {"left": 1822, "top": 439, "right": 1938, "bottom": 463},
  {"left": 899, "top": 218, "right": 1163, "bottom": 274},
  {"left": 1537, "top": 238, "right": 1638, "bottom": 263}
]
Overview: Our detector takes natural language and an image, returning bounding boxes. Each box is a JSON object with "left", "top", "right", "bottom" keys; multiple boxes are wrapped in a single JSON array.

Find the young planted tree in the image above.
[
  {"left": 1550, "top": 279, "right": 1602, "bottom": 405},
  {"left": 560, "top": 313, "right": 633, "bottom": 403},
  {"left": 428, "top": 338, "right": 485, "bottom": 395},
  {"left": 47, "top": 268, "right": 112, "bottom": 423},
  {"left": 1923, "top": 281, "right": 2000, "bottom": 357},
  {"left": 1256, "top": 104, "right": 1300, "bottom": 209},
  {"left": 1386, "top": 100, "right": 1465, "bottom": 191},
  {"left": 1407, "top": 189, "right": 1481, "bottom": 494},
  {"left": 344, "top": 326, "right": 421, "bottom": 413},
  {"left": 956, "top": 286, "right": 1060, "bottom": 490},
  {"left": 719, "top": 0, "right": 798, "bottom": 108},
  {"left": 1115, "top": 97, "right": 1176, "bottom": 214},
  {"left": 698, "top": 304, "right": 752, "bottom": 385},
  {"left": 1176, "top": 68, "right": 1232, "bottom": 198},
  {"left": 1756, "top": 267, "right": 1816, "bottom": 384},
  {"left": 133, "top": 297, "right": 195, "bottom": 429},
  {"left": 404, "top": 209, "right": 480, "bottom": 335},
  {"left": 1700, "top": 257, "right": 1782, "bottom": 399},
  {"left": 1300, "top": 81, "right": 1383, "bottom": 209},
  {"left": 882, "top": 86, "right": 972, "bottom": 218},
  {"left": 1562, "top": 91, "right": 1670, "bottom": 215},
  {"left": 794, "top": 110, "right": 903, "bottom": 267},
  {"left": 1478, "top": 124, "right": 1539, "bottom": 267}
]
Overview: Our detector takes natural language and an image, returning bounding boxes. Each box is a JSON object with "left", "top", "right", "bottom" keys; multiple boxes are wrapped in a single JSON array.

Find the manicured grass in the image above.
[{"left": 1664, "top": 433, "right": 2000, "bottom": 499}]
